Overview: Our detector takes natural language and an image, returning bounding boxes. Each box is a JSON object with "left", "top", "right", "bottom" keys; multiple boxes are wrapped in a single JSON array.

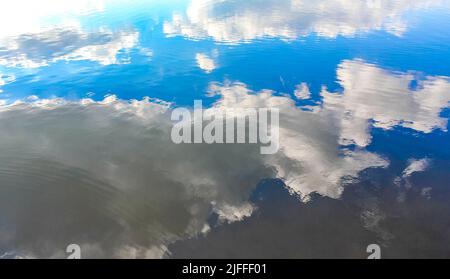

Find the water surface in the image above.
[{"left": 0, "top": 0, "right": 449, "bottom": 258}]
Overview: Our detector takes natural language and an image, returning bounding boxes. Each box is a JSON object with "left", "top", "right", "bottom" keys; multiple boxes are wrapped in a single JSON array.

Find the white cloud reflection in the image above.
[
  {"left": 294, "top": 83, "right": 311, "bottom": 100},
  {"left": 402, "top": 158, "right": 431, "bottom": 178},
  {"left": 0, "top": 27, "right": 139, "bottom": 68},
  {"left": 0, "top": 0, "right": 142, "bottom": 68},
  {"left": 196, "top": 52, "right": 217, "bottom": 73},
  {"left": 321, "top": 60, "right": 450, "bottom": 147},
  {"left": 207, "top": 82, "right": 389, "bottom": 200},
  {"left": 0, "top": 80, "right": 388, "bottom": 258},
  {"left": 0, "top": 59, "right": 448, "bottom": 258},
  {"left": 164, "top": 0, "right": 443, "bottom": 43},
  {"left": 0, "top": 96, "right": 272, "bottom": 258}
]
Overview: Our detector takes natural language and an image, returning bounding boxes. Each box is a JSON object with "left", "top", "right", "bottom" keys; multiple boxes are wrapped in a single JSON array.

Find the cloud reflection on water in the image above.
[
  {"left": 0, "top": 0, "right": 448, "bottom": 259},
  {"left": 0, "top": 27, "right": 139, "bottom": 68},
  {"left": 164, "top": 0, "right": 444, "bottom": 43},
  {"left": 0, "top": 59, "right": 448, "bottom": 258},
  {"left": 0, "top": 0, "right": 144, "bottom": 69}
]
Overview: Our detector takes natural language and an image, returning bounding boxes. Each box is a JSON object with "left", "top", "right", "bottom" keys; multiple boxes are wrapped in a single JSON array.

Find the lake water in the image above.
[{"left": 0, "top": 0, "right": 449, "bottom": 258}]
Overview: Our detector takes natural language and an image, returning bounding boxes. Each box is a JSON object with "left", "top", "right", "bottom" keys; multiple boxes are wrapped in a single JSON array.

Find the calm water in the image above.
[{"left": 0, "top": 0, "right": 449, "bottom": 258}]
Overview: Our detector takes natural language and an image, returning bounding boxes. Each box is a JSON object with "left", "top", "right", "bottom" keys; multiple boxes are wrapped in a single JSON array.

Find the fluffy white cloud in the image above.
[
  {"left": 0, "top": 78, "right": 390, "bottom": 257},
  {"left": 1, "top": 60, "right": 447, "bottom": 258},
  {"left": 0, "top": 0, "right": 105, "bottom": 39},
  {"left": 0, "top": 27, "right": 139, "bottom": 68},
  {"left": 0, "top": 95, "right": 273, "bottom": 258},
  {"left": 0, "top": 0, "right": 143, "bottom": 68},
  {"left": 60, "top": 30, "right": 139, "bottom": 65},
  {"left": 164, "top": 0, "right": 443, "bottom": 43},
  {"left": 402, "top": 158, "right": 431, "bottom": 178},
  {"left": 394, "top": 158, "right": 432, "bottom": 202},
  {"left": 294, "top": 83, "right": 311, "bottom": 100},
  {"left": 208, "top": 82, "right": 389, "bottom": 200},
  {"left": 321, "top": 60, "right": 450, "bottom": 147},
  {"left": 196, "top": 53, "right": 217, "bottom": 73},
  {"left": 213, "top": 202, "right": 255, "bottom": 224}
]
